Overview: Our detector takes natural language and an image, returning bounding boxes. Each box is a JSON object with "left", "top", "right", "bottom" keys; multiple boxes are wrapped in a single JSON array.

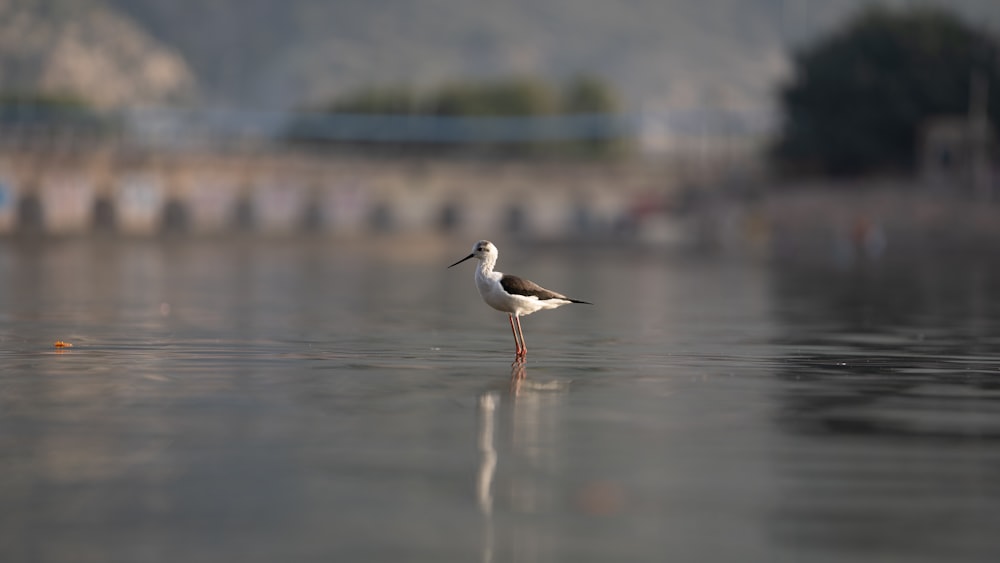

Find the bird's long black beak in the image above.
[{"left": 448, "top": 253, "right": 474, "bottom": 268}]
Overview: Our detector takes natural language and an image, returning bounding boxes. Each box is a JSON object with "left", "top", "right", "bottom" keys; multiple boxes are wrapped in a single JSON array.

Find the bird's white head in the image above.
[{"left": 448, "top": 240, "right": 498, "bottom": 268}]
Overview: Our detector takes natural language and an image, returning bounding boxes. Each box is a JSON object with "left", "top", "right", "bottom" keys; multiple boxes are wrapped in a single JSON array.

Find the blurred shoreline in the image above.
[
  {"left": 0, "top": 145, "right": 998, "bottom": 265},
  {"left": 0, "top": 143, "right": 736, "bottom": 240}
]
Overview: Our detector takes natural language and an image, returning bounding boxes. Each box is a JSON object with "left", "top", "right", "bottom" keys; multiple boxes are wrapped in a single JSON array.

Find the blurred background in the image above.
[
  {"left": 3, "top": 1, "right": 1000, "bottom": 562},
  {"left": 0, "top": 0, "right": 997, "bottom": 247}
]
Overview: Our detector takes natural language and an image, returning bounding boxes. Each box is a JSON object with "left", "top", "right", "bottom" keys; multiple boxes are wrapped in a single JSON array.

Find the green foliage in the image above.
[
  {"left": 0, "top": 91, "right": 91, "bottom": 109},
  {"left": 559, "top": 74, "right": 621, "bottom": 156},
  {"left": 561, "top": 74, "right": 617, "bottom": 114},
  {"left": 295, "top": 75, "right": 623, "bottom": 157},
  {"left": 421, "top": 77, "right": 558, "bottom": 116},
  {"left": 772, "top": 7, "right": 1000, "bottom": 176},
  {"left": 0, "top": 91, "right": 108, "bottom": 132},
  {"left": 324, "top": 75, "right": 616, "bottom": 117},
  {"left": 325, "top": 85, "right": 418, "bottom": 114}
]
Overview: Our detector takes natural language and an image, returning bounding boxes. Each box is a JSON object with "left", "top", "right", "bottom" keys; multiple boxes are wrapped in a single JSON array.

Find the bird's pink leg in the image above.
[
  {"left": 514, "top": 315, "right": 527, "bottom": 358},
  {"left": 508, "top": 314, "right": 522, "bottom": 357}
]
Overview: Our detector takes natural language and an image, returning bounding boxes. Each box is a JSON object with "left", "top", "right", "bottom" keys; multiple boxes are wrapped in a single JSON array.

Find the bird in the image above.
[{"left": 448, "top": 240, "right": 591, "bottom": 359}]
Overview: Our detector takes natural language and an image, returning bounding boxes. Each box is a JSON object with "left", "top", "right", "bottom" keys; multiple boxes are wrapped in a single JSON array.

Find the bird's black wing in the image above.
[{"left": 500, "top": 274, "right": 569, "bottom": 301}]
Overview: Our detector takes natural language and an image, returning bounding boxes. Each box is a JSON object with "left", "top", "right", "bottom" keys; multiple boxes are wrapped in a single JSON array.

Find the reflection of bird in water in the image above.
[
  {"left": 509, "top": 360, "right": 526, "bottom": 394},
  {"left": 476, "top": 391, "right": 498, "bottom": 563},
  {"left": 475, "top": 362, "right": 575, "bottom": 562},
  {"left": 477, "top": 392, "right": 498, "bottom": 515},
  {"left": 449, "top": 240, "right": 592, "bottom": 360}
]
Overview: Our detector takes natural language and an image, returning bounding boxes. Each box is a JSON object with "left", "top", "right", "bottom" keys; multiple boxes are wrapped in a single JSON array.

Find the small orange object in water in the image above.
[{"left": 54, "top": 341, "right": 73, "bottom": 348}]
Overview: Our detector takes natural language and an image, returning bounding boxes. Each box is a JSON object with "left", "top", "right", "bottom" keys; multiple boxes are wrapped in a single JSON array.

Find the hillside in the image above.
[
  {"left": 104, "top": 0, "right": 1000, "bottom": 111},
  {"left": 4, "top": 0, "right": 1000, "bottom": 111},
  {"left": 0, "top": 0, "right": 195, "bottom": 108}
]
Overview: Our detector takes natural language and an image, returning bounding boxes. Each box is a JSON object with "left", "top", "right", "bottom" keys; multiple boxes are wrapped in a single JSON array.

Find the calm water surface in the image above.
[{"left": 0, "top": 238, "right": 998, "bottom": 562}]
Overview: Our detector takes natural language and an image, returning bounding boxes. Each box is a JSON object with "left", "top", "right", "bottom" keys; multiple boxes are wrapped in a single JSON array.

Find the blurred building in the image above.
[
  {"left": 919, "top": 75, "right": 997, "bottom": 199},
  {"left": 920, "top": 116, "right": 996, "bottom": 195}
]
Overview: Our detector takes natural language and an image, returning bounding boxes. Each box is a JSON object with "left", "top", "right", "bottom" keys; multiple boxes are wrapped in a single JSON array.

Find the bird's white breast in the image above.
[{"left": 475, "top": 268, "right": 513, "bottom": 312}]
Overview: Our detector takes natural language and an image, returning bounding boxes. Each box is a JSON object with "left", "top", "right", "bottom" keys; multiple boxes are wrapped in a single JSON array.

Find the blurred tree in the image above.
[
  {"left": 560, "top": 74, "right": 622, "bottom": 156},
  {"left": 421, "top": 77, "right": 557, "bottom": 116},
  {"left": 561, "top": 74, "right": 618, "bottom": 114},
  {"left": 772, "top": 7, "right": 1000, "bottom": 176},
  {"left": 325, "top": 85, "right": 417, "bottom": 114},
  {"left": 289, "top": 75, "right": 624, "bottom": 157},
  {"left": 0, "top": 91, "right": 90, "bottom": 110},
  {"left": 0, "top": 91, "right": 108, "bottom": 132}
]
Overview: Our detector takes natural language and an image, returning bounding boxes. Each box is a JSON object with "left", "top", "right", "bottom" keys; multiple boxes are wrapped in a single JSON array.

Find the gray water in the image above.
[{"left": 0, "top": 238, "right": 998, "bottom": 562}]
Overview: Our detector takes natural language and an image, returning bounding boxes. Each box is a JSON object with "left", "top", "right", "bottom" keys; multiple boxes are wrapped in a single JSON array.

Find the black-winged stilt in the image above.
[{"left": 449, "top": 240, "right": 592, "bottom": 359}]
